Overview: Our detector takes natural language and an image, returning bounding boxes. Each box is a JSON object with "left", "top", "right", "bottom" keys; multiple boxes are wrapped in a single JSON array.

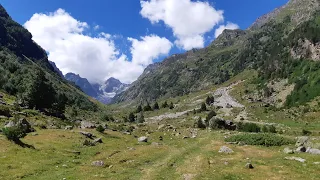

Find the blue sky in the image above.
[{"left": 0, "top": 0, "right": 288, "bottom": 83}]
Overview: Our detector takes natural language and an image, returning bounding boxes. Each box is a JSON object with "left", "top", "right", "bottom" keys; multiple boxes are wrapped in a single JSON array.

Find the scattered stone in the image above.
[
  {"left": 122, "top": 131, "right": 131, "bottom": 135},
  {"left": 127, "top": 147, "right": 136, "bottom": 151},
  {"left": 175, "top": 133, "right": 181, "bottom": 137},
  {"left": 238, "top": 141, "right": 246, "bottom": 146},
  {"left": 285, "top": 156, "right": 306, "bottom": 163},
  {"left": 245, "top": 163, "right": 254, "bottom": 169},
  {"left": 306, "top": 147, "right": 320, "bottom": 155},
  {"left": 93, "top": 138, "right": 103, "bottom": 144},
  {"left": 158, "top": 124, "right": 166, "bottom": 130},
  {"left": 91, "top": 160, "right": 105, "bottom": 167},
  {"left": 224, "top": 161, "right": 229, "bottom": 165},
  {"left": 80, "top": 121, "right": 96, "bottom": 129},
  {"left": 208, "top": 160, "right": 214, "bottom": 164},
  {"left": 283, "top": 147, "right": 294, "bottom": 154},
  {"left": 138, "top": 136, "right": 148, "bottom": 142},
  {"left": 151, "top": 142, "right": 161, "bottom": 146},
  {"left": 219, "top": 146, "right": 234, "bottom": 154},
  {"left": 295, "top": 136, "right": 310, "bottom": 147},
  {"left": 183, "top": 136, "right": 189, "bottom": 139},
  {"left": 296, "top": 146, "right": 307, "bottom": 153},
  {"left": 65, "top": 126, "right": 73, "bottom": 130},
  {"left": 80, "top": 131, "right": 94, "bottom": 139},
  {"left": 313, "top": 162, "right": 320, "bottom": 165},
  {"left": 159, "top": 136, "right": 163, "bottom": 141}
]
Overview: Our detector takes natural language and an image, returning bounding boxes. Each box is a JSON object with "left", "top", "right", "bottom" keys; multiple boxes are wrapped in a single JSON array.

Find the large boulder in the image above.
[
  {"left": 4, "top": 118, "right": 35, "bottom": 133},
  {"left": 296, "top": 146, "right": 307, "bottom": 153},
  {"left": 295, "top": 136, "right": 310, "bottom": 147},
  {"left": 218, "top": 146, "right": 234, "bottom": 154},
  {"left": 138, "top": 136, "right": 148, "bottom": 142},
  {"left": 80, "top": 121, "right": 96, "bottom": 129},
  {"left": 306, "top": 147, "right": 320, "bottom": 155}
]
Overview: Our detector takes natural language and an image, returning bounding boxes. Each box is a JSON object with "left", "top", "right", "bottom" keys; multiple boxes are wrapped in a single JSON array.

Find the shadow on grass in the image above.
[{"left": 14, "top": 139, "right": 35, "bottom": 149}]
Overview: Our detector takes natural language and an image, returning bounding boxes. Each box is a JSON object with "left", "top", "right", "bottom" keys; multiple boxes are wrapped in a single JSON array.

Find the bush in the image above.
[
  {"left": 262, "top": 125, "right": 277, "bottom": 133},
  {"left": 209, "top": 117, "right": 226, "bottom": 129},
  {"left": 206, "top": 111, "right": 217, "bottom": 122},
  {"left": 225, "top": 133, "right": 294, "bottom": 147},
  {"left": 302, "top": 129, "right": 312, "bottom": 136},
  {"left": 206, "top": 96, "right": 214, "bottom": 105},
  {"left": 2, "top": 126, "right": 27, "bottom": 141},
  {"left": 137, "top": 112, "right": 145, "bottom": 123},
  {"left": 0, "top": 104, "right": 10, "bottom": 117},
  {"left": 200, "top": 102, "right": 207, "bottom": 112},
  {"left": 237, "top": 122, "right": 261, "bottom": 133},
  {"left": 169, "top": 102, "right": 174, "bottom": 109},
  {"left": 96, "top": 125, "right": 105, "bottom": 133},
  {"left": 153, "top": 102, "right": 159, "bottom": 110},
  {"left": 101, "top": 114, "right": 110, "bottom": 121},
  {"left": 196, "top": 117, "right": 206, "bottom": 129},
  {"left": 128, "top": 112, "right": 136, "bottom": 123}
]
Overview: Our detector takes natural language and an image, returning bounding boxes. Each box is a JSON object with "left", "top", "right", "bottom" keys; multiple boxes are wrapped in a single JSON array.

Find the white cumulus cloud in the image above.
[
  {"left": 24, "top": 9, "right": 172, "bottom": 84},
  {"left": 214, "top": 22, "right": 239, "bottom": 38},
  {"left": 128, "top": 35, "right": 172, "bottom": 66},
  {"left": 140, "top": 0, "right": 224, "bottom": 50}
]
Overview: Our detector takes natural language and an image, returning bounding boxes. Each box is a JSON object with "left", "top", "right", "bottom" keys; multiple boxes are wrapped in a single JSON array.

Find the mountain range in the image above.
[{"left": 64, "top": 73, "right": 129, "bottom": 104}]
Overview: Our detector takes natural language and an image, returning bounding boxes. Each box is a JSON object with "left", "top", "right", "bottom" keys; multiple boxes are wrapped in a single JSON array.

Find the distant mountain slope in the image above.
[
  {"left": 115, "top": 0, "right": 320, "bottom": 104},
  {"left": 65, "top": 73, "right": 129, "bottom": 104},
  {"left": 49, "top": 61, "right": 63, "bottom": 77},
  {"left": 0, "top": 4, "right": 97, "bottom": 112}
]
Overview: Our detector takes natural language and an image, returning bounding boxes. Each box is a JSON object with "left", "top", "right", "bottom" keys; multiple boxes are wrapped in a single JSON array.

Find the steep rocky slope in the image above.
[{"left": 115, "top": 0, "right": 320, "bottom": 105}]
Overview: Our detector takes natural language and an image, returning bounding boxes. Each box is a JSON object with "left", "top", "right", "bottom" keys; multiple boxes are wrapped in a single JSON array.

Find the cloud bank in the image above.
[
  {"left": 24, "top": 9, "right": 172, "bottom": 83},
  {"left": 140, "top": 0, "right": 224, "bottom": 50}
]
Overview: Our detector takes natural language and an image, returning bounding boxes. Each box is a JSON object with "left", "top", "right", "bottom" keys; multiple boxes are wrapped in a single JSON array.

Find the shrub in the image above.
[
  {"left": 196, "top": 117, "right": 206, "bottom": 129},
  {"left": 136, "top": 105, "right": 142, "bottom": 113},
  {"left": 268, "top": 125, "right": 277, "bottom": 133},
  {"left": 96, "top": 125, "right": 105, "bottom": 133},
  {"left": 101, "top": 114, "right": 110, "bottom": 121},
  {"left": 237, "top": 122, "right": 261, "bottom": 133},
  {"left": 200, "top": 102, "right": 207, "bottom": 112},
  {"left": 2, "top": 126, "right": 27, "bottom": 142},
  {"left": 137, "top": 112, "right": 145, "bottom": 123},
  {"left": 302, "top": 129, "right": 312, "bottom": 136},
  {"left": 209, "top": 117, "right": 226, "bottom": 129},
  {"left": 206, "top": 111, "right": 217, "bottom": 122},
  {"left": 206, "top": 96, "right": 215, "bottom": 105},
  {"left": 169, "top": 102, "right": 174, "bottom": 109},
  {"left": 225, "top": 133, "right": 294, "bottom": 147},
  {"left": 0, "top": 104, "right": 11, "bottom": 117}
]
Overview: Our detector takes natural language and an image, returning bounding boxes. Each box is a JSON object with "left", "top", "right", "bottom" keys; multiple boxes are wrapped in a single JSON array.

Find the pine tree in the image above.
[
  {"left": 153, "top": 102, "right": 160, "bottom": 110},
  {"left": 136, "top": 105, "right": 142, "bottom": 113},
  {"left": 161, "top": 101, "right": 168, "bottom": 108},
  {"left": 200, "top": 102, "right": 207, "bottom": 112},
  {"left": 143, "top": 103, "right": 152, "bottom": 112},
  {"left": 128, "top": 112, "right": 135, "bottom": 123},
  {"left": 137, "top": 111, "right": 145, "bottom": 123}
]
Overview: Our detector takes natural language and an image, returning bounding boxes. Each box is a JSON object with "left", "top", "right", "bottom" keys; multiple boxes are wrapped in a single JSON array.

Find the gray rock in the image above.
[
  {"left": 296, "top": 146, "right": 307, "bottom": 153},
  {"left": 218, "top": 146, "right": 234, "bottom": 154},
  {"left": 65, "top": 126, "right": 73, "bottom": 130},
  {"left": 80, "top": 131, "right": 94, "bottom": 139},
  {"left": 91, "top": 160, "right": 105, "bottom": 167},
  {"left": 306, "top": 147, "right": 320, "bottom": 155},
  {"left": 80, "top": 121, "right": 96, "bottom": 129},
  {"left": 285, "top": 156, "right": 306, "bottom": 163},
  {"left": 313, "top": 162, "right": 320, "bottom": 165},
  {"left": 158, "top": 124, "right": 166, "bottom": 130},
  {"left": 295, "top": 136, "right": 310, "bottom": 147},
  {"left": 151, "top": 142, "right": 161, "bottom": 146},
  {"left": 283, "top": 147, "right": 294, "bottom": 154},
  {"left": 4, "top": 118, "right": 35, "bottom": 133},
  {"left": 138, "top": 136, "right": 148, "bottom": 142},
  {"left": 245, "top": 163, "right": 254, "bottom": 169},
  {"left": 93, "top": 138, "right": 103, "bottom": 144}
]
